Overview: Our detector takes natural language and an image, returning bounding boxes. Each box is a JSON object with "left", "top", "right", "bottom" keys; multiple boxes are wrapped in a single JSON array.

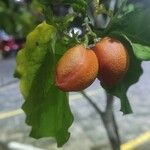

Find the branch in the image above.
[
  {"left": 105, "top": 92, "right": 114, "bottom": 114},
  {"left": 80, "top": 90, "right": 121, "bottom": 150},
  {"left": 80, "top": 91, "right": 103, "bottom": 115},
  {"left": 103, "top": 91, "right": 121, "bottom": 150}
]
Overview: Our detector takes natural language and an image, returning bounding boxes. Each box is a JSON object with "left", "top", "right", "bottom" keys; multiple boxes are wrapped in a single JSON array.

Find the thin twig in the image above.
[
  {"left": 0, "top": 80, "right": 18, "bottom": 89},
  {"left": 80, "top": 91, "right": 103, "bottom": 115}
]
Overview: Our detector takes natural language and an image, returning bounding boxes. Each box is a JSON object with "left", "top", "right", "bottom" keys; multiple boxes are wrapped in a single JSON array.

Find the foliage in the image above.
[
  {"left": 15, "top": 22, "right": 73, "bottom": 147},
  {"left": 0, "top": 0, "right": 42, "bottom": 38},
  {"left": 15, "top": 0, "right": 150, "bottom": 147},
  {"left": 101, "top": 6, "right": 150, "bottom": 114}
]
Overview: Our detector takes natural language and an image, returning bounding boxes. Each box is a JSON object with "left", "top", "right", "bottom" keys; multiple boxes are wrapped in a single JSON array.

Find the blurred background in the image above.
[{"left": 0, "top": 0, "right": 150, "bottom": 150}]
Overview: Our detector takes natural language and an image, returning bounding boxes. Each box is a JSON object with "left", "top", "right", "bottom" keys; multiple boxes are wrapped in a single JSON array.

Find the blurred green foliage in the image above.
[{"left": 0, "top": 0, "right": 43, "bottom": 38}]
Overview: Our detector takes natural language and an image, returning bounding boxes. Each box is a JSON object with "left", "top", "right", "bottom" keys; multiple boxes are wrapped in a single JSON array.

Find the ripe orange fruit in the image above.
[
  {"left": 55, "top": 45, "right": 98, "bottom": 91},
  {"left": 93, "top": 37, "right": 129, "bottom": 86}
]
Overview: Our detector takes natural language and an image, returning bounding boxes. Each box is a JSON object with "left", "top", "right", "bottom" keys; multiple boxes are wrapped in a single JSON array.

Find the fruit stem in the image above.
[{"left": 80, "top": 91, "right": 121, "bottom": 150}]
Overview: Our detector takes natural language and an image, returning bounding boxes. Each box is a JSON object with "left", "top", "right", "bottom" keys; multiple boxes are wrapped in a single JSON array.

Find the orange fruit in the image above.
[
  {"left": 55, "top": 45, "right": 98, "bottom": 91},
  {"left": 93, "top": 37, "right": 129, "bottom": 86}
]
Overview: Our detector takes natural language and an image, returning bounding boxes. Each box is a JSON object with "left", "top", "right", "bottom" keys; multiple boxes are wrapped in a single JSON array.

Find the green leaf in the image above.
[
  {"left": 132, "top": 43, "right": 150, "bottom": 61},
  {"left": 106, "top": 9, "right": 150, "bottom": 47},
  {"left": 104, "top": 32, "right": 143, "bottom": 114},
  {"left": 15, "top": 22, "right": 73, "bottom": 147}
]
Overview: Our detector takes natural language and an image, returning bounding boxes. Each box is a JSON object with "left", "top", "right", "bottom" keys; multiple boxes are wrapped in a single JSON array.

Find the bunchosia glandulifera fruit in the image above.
[
  {"left": 55, "top": 45, "right": 99, "bottom": 91},
  {"left": 93, "top": 37, "right": 129, "bottom": 87}
]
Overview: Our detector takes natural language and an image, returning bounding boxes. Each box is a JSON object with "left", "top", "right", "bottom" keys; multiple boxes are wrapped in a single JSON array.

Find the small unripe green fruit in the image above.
[
  {"left": 55, "top": 45, "right": 99, "bottom": 91},
  {"left": 93, "top": 37, "right": 129, "bottom": 86}
]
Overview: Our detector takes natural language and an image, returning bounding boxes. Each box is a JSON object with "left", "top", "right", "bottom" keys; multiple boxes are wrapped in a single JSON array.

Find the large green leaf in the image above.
[
  {"left": 106, "top": 9, "right": 150, "bottom": 47},
  {"left": 15, "top": 22, "right": 73, "bottom": 147},
  {"left": 104, "top": 32, "right": 143, "bottom": 114}
]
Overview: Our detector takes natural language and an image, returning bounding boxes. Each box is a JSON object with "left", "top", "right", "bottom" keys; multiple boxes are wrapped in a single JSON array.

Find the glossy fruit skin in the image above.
[
  {"left": 55, "top": 45, "right": 98, "bottom": 92},
  {"left": 93, "top": 37, "right": 129, "bottom": 87}
]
